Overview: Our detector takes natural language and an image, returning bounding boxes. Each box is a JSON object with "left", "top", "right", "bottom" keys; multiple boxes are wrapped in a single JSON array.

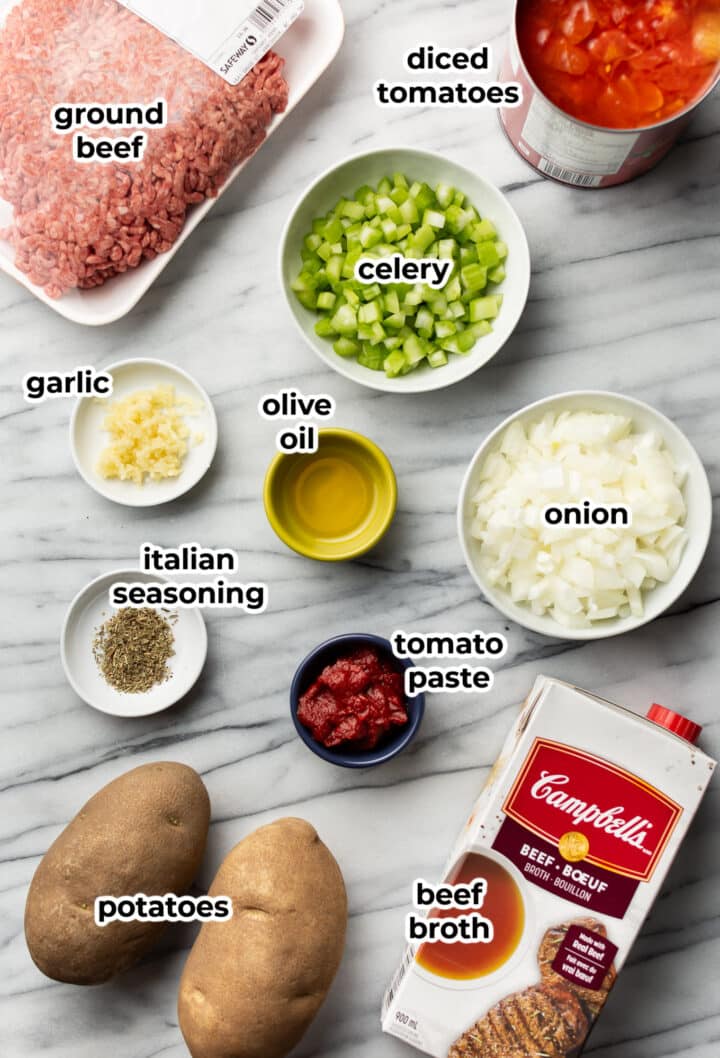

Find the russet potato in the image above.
[
  {"left": 178, "top": 817, "right": 347, "bottom": 1058},
  {"left": 25, "top": 761, "right": 210, "bottom": 985}
]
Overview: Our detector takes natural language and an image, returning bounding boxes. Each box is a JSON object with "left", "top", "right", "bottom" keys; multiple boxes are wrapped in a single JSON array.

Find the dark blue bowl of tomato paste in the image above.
[{"left": 290, "top": 634, "right": 425, "bottom": 768}]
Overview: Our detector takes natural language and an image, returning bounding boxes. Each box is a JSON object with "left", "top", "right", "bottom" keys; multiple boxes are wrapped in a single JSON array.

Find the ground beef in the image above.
[{"left": 0, "top": 0, "right": 288, "bottom": 297}]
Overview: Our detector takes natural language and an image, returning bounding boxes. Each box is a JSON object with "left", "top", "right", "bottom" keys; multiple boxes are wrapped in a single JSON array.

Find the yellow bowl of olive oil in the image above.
[{"left": 264, "top": 429, "right": 398, "bottom": 562}]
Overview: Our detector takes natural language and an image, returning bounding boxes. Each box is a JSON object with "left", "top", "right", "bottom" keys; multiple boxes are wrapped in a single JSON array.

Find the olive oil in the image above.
[{"left": 290, "top": 453, "right": 374, "bottom": 539}]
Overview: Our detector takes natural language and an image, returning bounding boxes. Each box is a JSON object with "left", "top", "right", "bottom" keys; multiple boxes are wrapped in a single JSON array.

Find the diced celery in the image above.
[
  {"left": 342, "top": 250, "right": 362, "bottom": 278},
  {"left": 435, "top": 320, "right": 457, "bottom": 339},
  {"left": 384, "top": 350, "right": 406, "bottom": 377},
  {"left": 428, "top": 349, "right": 448, "bottom": 368},
  {"left": 361, "top": 283, "right": 382, "bottom": 302},
  {"left": 304, "top": 232, "right": 323, "bottom": 252},
  {"left": 495, "top": 240, "right": 508, "bottom": 260},
  {"left": 469, "top": 296, "right": 500, "bottom": 322},
  {"left": 344, "top": 288, "right": 360, "bottom": 308},
  {"left": 445, "top": 275, "right": 462, "bottom": 302},
  {"left": 358, "top": 301, "right": 382, "bottom": 325},
  {"left": 384, "top": 312, "right": 407, "bottom": 331},
  {"left": 384, "top": 290, "right": 400, "bottom": 314},
  {"left": 409, "top": 182, "right": 435, "bottom": 211},
  {"left": 488, "top": 265, "right": 506, "bottom": 284},
  {"left": 399, "top": 198, "right": 420, "bottom": 226},
  {"left": 297, "top": 291, "right": 318, "bottom": 310},
  {"left": 322, "top": 217, "right": 344, "bottom": 243},
  {"left": 471, "top": 218, "right": 497, "bottom": 241},
  {"left": 476, "top": 241, "right": 501, "bottom": 269},
  {"left": 331, "top": 304, "right": 358, "bottom": 335},
  {"left": 461, "top": 264, "right": 488, "bottom": 295},
  {"left": 415, "top": 307, "right": 434, "bottom": 337},
  {"left": 377, "top": 177, "right": 393, "bottom": 195},
  {"left": 315, "top": 316, "right": 335, "bottom": 337},
  {"left": 317, "top": 291, "right": 337, "bottom": 311},
  {"left": 358, "top": 345, "right": 385, "bottom": 370},
  {"left": 290, "top": 271, "right": 317, "bottom": 293},
  {"left": 404, "top": 285, "right": 425, "bottom": 306},
  {"left": 341, "top": 200, "right": 366, "bottom": 221},
  {"left": 429, "top": 294, "right": 448, "bottom": 317},
  {"left": 469, "top": 320, "right": 493, "bottom": 339},
  {"left": 381, "top": 218, "right": 398, "bottom": 241},
  {"left": 423, "top": 209, "right": 446, "bottom": 230},
  {"left": 438, "top": 238, "right": 457, "bottom": 259},
  {"left": 456, "top": 329, "right": 479, "bottom": 353},
  {"left": 369, "top": 321, "right": 386, "bottom": 344},
  {"left": 327, "top": 256, "right": 346, "bottom": 285},
  {"left": 393, "top": 172, "right": 409, "bottom": 189},
  {"left": 403, "top": 334, "right": 426, "bottom": 366},
  {"left": 333, "top": 337, "right": 360, "bottom": 358},
  {"left": 411, "top": 225, "right": 435, "bottom": 253},
  {"left": 435, "top": 183, "right": 455, "bottom": 209}
]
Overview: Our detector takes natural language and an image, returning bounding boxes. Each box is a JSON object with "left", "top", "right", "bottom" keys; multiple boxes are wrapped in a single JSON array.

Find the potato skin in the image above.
[
  {"left": 25, "top": 762, "right": 210, "bottom": 985},
  {"left": 178, "top": 817, "right": 347, "bottom": 1058}
]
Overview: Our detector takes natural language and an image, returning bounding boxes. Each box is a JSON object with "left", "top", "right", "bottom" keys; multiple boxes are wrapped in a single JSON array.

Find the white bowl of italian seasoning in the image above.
[
  {"left": 458, "top": 391, "right": 712, "bottom": 641},
  {"left": 61, "top": 569, "right": 208, "bottom": 716}
]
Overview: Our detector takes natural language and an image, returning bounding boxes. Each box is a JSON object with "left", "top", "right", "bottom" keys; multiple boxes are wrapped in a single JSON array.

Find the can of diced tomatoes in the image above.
[{"left": 500, "top": 0, "right": 720, "bottom": 188}]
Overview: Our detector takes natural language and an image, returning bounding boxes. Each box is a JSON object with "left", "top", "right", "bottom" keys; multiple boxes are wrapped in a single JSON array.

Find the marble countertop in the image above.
[{"left": 1, "top": 1, "right": 719, "bottom": 1057}]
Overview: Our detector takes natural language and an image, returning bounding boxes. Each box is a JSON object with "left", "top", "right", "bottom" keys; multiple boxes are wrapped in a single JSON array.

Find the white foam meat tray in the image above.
[{"left": 0, "top": 0, "right": 345, "bottom": 325}]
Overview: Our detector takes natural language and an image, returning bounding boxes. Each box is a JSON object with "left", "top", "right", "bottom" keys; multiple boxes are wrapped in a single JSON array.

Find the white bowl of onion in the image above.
[{"left": 458, "top": 391, "right": 712, "bottom": 641}]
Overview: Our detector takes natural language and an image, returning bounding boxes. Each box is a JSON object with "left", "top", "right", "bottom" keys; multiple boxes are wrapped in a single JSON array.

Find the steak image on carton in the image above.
[{"left": 382, "top": 676, "right": 715, "bottom": 1058}]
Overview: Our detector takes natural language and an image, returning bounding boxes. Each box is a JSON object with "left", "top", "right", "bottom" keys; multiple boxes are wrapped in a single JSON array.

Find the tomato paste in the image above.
[
  {"left": 298, "top": 647, "right": 408, "bottom": 749},
  {"left": 518, "top": 0, "right": 720, "bottom": 129}
]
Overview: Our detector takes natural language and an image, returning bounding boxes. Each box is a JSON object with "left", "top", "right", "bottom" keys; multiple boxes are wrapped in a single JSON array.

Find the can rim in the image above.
[{"left": 510, "top": 3, "right": 720, "bottom": 137}]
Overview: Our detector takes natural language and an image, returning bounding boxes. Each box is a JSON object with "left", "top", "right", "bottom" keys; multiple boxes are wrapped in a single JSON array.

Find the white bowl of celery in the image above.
[{"left": 280, "top": 148, "right": 531, "bottom": 393}]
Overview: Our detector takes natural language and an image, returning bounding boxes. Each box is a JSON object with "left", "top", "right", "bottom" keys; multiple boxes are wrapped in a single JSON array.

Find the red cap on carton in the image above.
[{"left": 647, "top": 704, "right": 702, "bottom": 745}]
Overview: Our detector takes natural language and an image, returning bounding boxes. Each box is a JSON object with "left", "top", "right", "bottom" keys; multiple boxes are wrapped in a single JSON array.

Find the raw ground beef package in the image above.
[{"left": 0, "top": 0, "right": 289, "bottom": 297}]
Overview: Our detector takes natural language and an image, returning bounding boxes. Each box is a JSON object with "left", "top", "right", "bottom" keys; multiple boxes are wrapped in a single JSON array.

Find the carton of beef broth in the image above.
[{"left": 382, "top": 676, "right": 716, "bottom": 1058}]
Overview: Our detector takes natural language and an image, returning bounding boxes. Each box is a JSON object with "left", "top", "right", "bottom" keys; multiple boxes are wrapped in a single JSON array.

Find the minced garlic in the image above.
[{"left": 96, "top": 385, "right": 201, "bottom": 485}]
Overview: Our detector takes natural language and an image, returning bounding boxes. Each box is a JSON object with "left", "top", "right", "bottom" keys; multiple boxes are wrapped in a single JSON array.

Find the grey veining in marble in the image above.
[{"left": 1, "top": 1, "right": 719, "bottom": 1057}]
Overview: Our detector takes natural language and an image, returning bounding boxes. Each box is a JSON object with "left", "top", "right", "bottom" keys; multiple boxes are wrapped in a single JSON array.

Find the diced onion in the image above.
[{"left": 471, "top": 410, "right": 688, "bottom": 628}]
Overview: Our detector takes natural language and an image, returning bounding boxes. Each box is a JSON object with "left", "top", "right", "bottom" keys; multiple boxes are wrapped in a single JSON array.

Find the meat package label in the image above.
[{"left": 117, "top": 0, "right": 304, "bottom": 84}]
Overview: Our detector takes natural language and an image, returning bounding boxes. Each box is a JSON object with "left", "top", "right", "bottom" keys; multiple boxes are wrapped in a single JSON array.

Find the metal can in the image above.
[{"left": 499, "top": 0, "right": 720, "bottom": 188}]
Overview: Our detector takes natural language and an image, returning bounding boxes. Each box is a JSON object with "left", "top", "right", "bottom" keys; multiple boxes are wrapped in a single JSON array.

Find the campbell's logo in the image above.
[{"left": 504, "top": 739, "right": 682, "bottom": 881}]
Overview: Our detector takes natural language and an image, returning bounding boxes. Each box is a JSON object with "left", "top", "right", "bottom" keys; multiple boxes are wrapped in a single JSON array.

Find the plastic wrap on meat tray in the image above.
[{"left": 0, "top": 0, "right": 289, "bottom": 297}]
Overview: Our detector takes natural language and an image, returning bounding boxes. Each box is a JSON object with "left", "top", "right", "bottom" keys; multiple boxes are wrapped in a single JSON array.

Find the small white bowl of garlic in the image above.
[{"left": 458, "top": 391, "right": 712, "bottom": 640}]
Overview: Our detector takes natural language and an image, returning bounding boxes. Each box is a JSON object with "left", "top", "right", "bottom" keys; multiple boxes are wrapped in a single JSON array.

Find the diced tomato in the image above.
[
  {"left": 560, "top": 0, "right": 598, "bottom": 42},
  {"left": 544, "top": 33, "right": 592, "bottom": 72},
  {"left": 636, "top": 78, "right": 666, "bottom": 108},
  {"left": 693, "top": 8, "right": 720, "bottom": 58},
  {"left": 587, "top": 28, "right": 641, "bottom": 62},
  {"left": 611, "top": 3, "right": 633, "bottom": 25}
]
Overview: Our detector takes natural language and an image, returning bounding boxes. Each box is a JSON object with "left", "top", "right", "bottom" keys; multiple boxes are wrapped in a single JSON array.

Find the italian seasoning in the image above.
[{"left": 93, "top": 607, "right": 176, "bottom": 694}]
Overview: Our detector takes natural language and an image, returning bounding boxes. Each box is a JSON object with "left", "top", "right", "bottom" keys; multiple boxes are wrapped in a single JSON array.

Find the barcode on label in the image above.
[
  {"left": 249, "top": 0, "right": 290, "bottom": 31},
  {"left": 382, "top": 944, "right": 415, "bottom": 1014},
  {"left": 538, "top": 159, "right": 602, "bottom": 187}
]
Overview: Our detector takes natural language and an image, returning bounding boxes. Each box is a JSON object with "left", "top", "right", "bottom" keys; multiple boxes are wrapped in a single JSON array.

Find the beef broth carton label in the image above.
[
  {"left": 118, "top": 0, "right": 303, "bottom": 85},
  {"left": 382, "top": 676, "right": 716, "bottom": 1058}
]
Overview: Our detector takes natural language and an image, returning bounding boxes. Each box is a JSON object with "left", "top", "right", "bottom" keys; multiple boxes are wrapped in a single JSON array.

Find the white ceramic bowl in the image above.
[
  {"left": 458, "top": 391, "right": 713, "bottom": 641},
  {"left": 71, "top": 358, "right": 217, "bottom": 507},
  {"left": 280, "top": 148, "right": 531, "bottom": 394},
  {"left": 61, "top": 569, "right": 208, "bottom": 717}
]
